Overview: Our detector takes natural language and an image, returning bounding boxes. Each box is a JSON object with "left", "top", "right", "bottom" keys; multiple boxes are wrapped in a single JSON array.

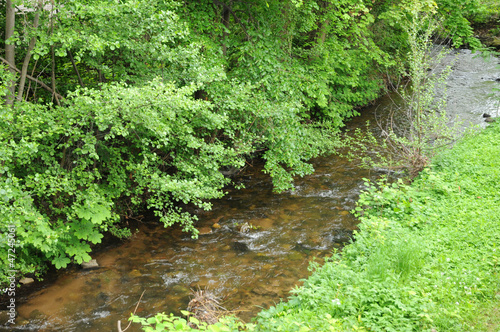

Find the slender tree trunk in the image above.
[
  {"left": 69, "top": 51, "right": 84, "bottom": 87},
  {"left": 5, "top": 0, "right": 16, "bottom": 105},
  {"left": 221, "top": 1, "right": 231, "bottom": 57},
  {"left": 317, "top": 19, "right": 330, "bottom": 45},
  {"left": 25, "top": 58, "right": 39, "bottom": 100},
  {"left": 307, "top": 2, "right": 331, "bottom": 63},
  {"left": 17, "top": 5, "right": 41, "bottom": 102},
  {"left": 51, "top": 45, "right": 60, "bottom": 105},
  {"left": 48, "top": 0, "right": 60, "bottom": 106}
]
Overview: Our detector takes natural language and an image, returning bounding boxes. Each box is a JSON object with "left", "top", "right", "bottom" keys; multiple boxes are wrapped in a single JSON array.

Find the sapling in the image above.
[{"left": 344, "top": 1, "right": 464, "bottom": 179}]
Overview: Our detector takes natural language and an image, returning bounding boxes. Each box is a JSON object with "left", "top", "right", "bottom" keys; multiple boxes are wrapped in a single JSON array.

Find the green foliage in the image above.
[
  {"left": 0, "top": 79, "right": 244, "bottom": 283},
  {"left": 435, "top": 0, "right": 483, "bottom": 48},
  {"left": 472, "top": 0, "right": 500, "bottom": 23},
  {"left": 130, "top": 311, "right": 253, "bottom": 332},
  {"left": 343, "top": 2, "right": 466, "bottom": 179},
  {"left": 0, "top": 0, "right": 488, "bottom": 286}
]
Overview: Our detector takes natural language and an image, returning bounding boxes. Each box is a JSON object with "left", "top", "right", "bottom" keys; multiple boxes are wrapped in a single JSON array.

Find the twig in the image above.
[
  {"left": 69, "top": 50, "right": 84, "bottom": 87},
  {"left": 117, "top": 290, "right": 146, "bottom": 332}
]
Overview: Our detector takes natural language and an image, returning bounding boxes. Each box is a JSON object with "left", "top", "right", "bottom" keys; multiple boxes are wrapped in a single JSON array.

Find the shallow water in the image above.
[
  {"left": 2, "top": 51, "right": 499, "bottom": 331},
  {"left": 443, "top": 49, "right": 500, "bottom": 125}
]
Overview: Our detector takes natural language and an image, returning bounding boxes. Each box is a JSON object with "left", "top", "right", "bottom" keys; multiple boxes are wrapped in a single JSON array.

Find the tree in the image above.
[{"left": 4, "top": 0, "right": 15, "bottom": 105}]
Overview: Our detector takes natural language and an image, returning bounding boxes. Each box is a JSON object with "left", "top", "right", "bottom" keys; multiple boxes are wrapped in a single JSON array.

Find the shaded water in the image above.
[{"left": 3, "top": 51, "right": 499, "bottom": 331}]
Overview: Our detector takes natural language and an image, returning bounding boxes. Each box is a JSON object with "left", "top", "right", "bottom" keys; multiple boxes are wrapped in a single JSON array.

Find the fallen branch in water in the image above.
[
  {"left": 117, "top": 290, "right": 146, "bottom": 332},
  {"left": 187, "top": 288, "right": 228, "bottom": 327}
]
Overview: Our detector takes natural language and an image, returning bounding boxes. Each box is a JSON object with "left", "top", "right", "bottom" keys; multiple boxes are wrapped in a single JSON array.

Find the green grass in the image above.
[{"left": 254, "top": 121, "right": 500, "bottom": 331}]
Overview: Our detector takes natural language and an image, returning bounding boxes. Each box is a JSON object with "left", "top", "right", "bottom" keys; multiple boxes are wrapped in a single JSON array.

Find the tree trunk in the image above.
[
  {"left": 17, "top": 5, "right": 41, "bottom": 102},
  {"left": 309, "top": 1, "right": 331, "bottom": 62},
  {"left": 51, "top": 45, "right": 60, "bottom": 105},
  {"left": 69, "top": 50, "right": 84, "bottom": 87},
  {"left": 49, "top": 5, "right": 61, "bottom": 106},
  {"left": 221, "top": 1, "right": 231, "bottom": 57},
  {"left": 317, "top": 19, "right": 330, "bottom": 45},
  {"left": 5, "top": 0, "right": 16, "bottom": 105}
]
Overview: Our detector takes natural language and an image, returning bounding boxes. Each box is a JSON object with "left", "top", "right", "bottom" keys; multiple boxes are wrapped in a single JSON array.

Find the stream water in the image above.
[{"left": 2, "top": 50, "right": 499, "bottom": 332}]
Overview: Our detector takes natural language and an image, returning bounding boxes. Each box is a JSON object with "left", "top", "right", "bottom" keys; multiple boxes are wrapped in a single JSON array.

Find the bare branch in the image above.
[
  {"left": 117, "top": 290, "right": 145, "bottom": 332},
  {"left": 69, "top": 50, "right": 84, "bottom": 87},
  {"left": 0, "top": 56, "right": 64, "bottom": 101}
]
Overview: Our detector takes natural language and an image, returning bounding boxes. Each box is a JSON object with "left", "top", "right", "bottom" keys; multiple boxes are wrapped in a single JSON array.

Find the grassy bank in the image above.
[
  {"left": 132, "top": 120, "right": 500, "bottom": 332},
  {"left": 253, "top": 122, "right": 500, "bottom": 331}
]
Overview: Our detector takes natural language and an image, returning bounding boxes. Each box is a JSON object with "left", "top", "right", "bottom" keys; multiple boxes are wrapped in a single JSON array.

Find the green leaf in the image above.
[
  {"left": 88, "top": 231, "right": 104, "bottom": 244},
  {"left": 53, "top": 255, "right": 71, "bottom": 269},
  {"left": 75, "top": 201, "right": 111, "bottom": 225}
]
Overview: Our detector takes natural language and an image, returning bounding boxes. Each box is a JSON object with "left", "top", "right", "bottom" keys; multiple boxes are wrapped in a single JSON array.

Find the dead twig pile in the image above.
[{"left": 187, "top": 289, "right": 227, "bottom": 327}]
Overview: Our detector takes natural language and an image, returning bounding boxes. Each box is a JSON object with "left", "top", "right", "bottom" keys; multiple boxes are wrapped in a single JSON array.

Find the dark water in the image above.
[{"left": 2, "top": 51, "right": 499, "bottom": 332}]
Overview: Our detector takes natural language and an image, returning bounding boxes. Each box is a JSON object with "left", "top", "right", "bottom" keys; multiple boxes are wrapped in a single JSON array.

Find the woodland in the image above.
[{"left": 0, "top": 0, "right": 491, "bottom": 286}]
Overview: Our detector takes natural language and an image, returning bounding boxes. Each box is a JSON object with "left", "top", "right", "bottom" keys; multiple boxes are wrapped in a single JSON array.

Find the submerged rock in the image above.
[
  {"left": 0, "top": 310, "right": 12, "bottom": 325},
  {"left": 293, "top": 242, "right": 312, "bottom": 254},
  {"left": 197, "top": 227, "right": 213, "bottom": 235},
  {"left": 82, "top": 259, "right": 99, "bottom": 269},
  {"left": 96, "top": 292, "right": 109, "bottom": 304},
  {"left": 326, "top": 230, "right": 354, "bottom": 245},
  {"left": 251, "top": 286, "right": 278, "bottom": 297},
  {"left": 28, "top": 309, "right": 46, "bottom": 320},
  {"left": 19, "top": 277, "right": 34, "bottom": 285},
  {"left": 231, "top": 241, "right": 250, "bottom": 253},
  {"left": 128, "top": 269, "right": 142, "bottom": 278},
  {"left": 287, "top": 251, "right": 304, "bottom": 261}
]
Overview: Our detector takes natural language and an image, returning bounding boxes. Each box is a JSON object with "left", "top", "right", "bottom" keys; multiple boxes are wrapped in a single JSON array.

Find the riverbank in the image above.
[
  {"left": 253, "top": 121, "right": 500, "bottom": 331},
  {"left": 129, "top": 115, "right": 500, "bottom": 332}
]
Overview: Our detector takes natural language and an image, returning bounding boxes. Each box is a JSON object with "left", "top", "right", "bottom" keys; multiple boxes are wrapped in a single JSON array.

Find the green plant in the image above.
[
  {"left": 435, "top": 0, "right": 483, "bottom": 48},
  {"left": 257, "top": 121, "right": 500, "bottom": 331},
  {"left": 0, "top": 0, "right": 399, "bottom": 283},
  {"left": 344, "top": 1, "right": 465, "bottom": 179},
  {"left": 129, "top": 311, "right": 252, "bottom": 332},
  {"left": 0, "top": 0, "right": 487, "bottom": 289}
]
